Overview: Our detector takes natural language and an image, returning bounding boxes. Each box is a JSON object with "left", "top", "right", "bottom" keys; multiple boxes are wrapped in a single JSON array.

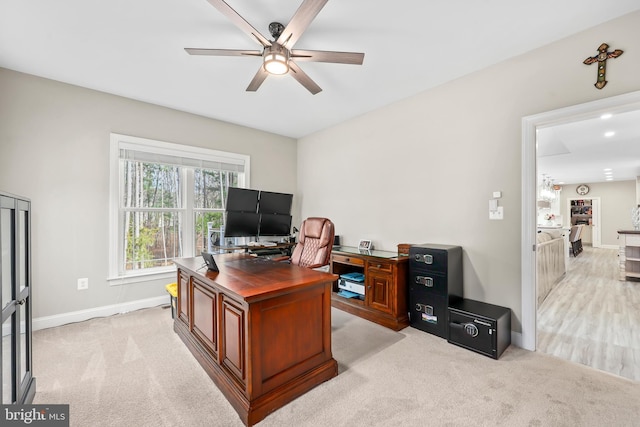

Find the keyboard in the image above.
[{"left": 251, "top": 248, "right": 282, "bottom": 256}]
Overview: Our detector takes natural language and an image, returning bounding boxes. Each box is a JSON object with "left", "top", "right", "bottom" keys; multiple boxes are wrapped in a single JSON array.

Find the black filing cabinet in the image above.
[
  {"left": 408, "top": 244, "right": 462, "bottom": 338},
  {"left": 448, "top": 299, "right": 511, "bottom": 359}
]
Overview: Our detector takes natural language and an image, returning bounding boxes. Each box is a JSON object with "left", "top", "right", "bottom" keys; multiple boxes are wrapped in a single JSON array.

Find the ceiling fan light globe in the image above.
[
  {"left": 264, "top": 53, "right": 289, "bottom": 75},
  {"left": 263, "top": 44, "right": 290, "bottom": 75}
]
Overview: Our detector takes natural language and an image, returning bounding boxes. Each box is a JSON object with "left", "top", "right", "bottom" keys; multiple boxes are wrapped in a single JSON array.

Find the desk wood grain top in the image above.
[{"left": 174, "top": 254, "right": 338, "bottom": 303}]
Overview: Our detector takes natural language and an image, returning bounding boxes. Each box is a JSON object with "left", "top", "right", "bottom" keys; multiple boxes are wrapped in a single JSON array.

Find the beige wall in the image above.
[
  {"left": 298, "top": 11, "right": 640, "bottom": 333},
  {"left": 2, "top": 11, "right": 639, "bottom": 333},
  {"left": 0, "top": 68, "right": 297, "bottom": 318},
  {"left": 560, "top": 181, "right": 637, "bottom": 247}
]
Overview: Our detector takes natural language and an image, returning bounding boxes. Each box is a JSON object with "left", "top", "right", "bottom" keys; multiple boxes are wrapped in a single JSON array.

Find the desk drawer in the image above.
[
  {"left": 333, "top": 254, "right": 365, "bottom": 266},
  {"left": 367, "top": 261, "right": 393, "bottom": 273}
]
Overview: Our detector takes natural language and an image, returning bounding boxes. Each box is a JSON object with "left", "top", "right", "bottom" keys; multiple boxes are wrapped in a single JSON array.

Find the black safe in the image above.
[
  {"left": 408, "top": 244, "right": 462, "bottom": 338},
  {"left": 448, "top": 299, "right": 511, "bottom": 359}
]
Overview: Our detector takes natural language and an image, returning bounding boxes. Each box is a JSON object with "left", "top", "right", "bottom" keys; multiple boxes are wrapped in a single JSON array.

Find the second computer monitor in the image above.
[
  {"left": 259, "top": 214, "right": 292, "bottom": 236},
  {"left": 224, "top": 211, "right": 260, "bottom": 237},
  {"left": 258, "top": 191, "right": 293, "bottom": 215},
  {"left": 226, "top": 187, "right": 259, "bottom": 213}
]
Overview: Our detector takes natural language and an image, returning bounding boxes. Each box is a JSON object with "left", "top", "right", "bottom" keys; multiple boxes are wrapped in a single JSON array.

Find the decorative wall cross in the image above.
[{"left": 583, "top": 43, "right": 623, "bottom": 89}]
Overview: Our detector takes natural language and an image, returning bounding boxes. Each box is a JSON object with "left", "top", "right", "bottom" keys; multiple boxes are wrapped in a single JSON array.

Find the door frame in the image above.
[{"left": 520, "top": 90, "right": 640, "bottom": 351}]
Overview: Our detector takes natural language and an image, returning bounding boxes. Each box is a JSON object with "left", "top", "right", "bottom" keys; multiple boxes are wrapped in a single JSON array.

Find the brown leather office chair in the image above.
[{"left": 289, "top": 217, "right": 335, "bottom": 269}]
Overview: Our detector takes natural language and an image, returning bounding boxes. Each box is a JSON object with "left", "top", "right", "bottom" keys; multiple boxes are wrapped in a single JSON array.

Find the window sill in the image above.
[{"left": 107, "top": 267, "right": 176, "bottom": 286}]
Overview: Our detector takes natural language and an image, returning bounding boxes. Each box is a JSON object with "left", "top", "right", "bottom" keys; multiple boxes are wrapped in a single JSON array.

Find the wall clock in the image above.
[{"left": 576, "top": 184, "right": 590, "bottom": 195}]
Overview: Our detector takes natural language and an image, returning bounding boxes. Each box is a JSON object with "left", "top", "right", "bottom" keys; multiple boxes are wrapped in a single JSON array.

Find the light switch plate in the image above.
[{"left": 489, "top": 206, "right": 504, "bottom": 220}]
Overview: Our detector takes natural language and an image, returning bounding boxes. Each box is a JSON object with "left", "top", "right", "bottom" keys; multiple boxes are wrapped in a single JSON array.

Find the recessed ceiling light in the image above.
[
  {"left": 600, "top": 113, "right": 613, "bottom": 120},
  {"left": 603, "top": 168, "right": 612, "bottom": 171},
  {"left": 558, "top": 181, "right": 565, "bottom": 185},
  {"left": 606, "top": 177, "right": 613, "bottom": 181},
  {"left": 605, "top": 131, "right": 615, "bottom": 137}
]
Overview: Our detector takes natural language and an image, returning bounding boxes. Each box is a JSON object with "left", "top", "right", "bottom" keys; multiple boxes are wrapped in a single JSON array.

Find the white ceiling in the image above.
[
  {"left": 2, "top": 0, "right": 640, "bottom": 140},
  {"left": 3, "top": 1, "right": 640, "bottom": 185},
  {"left": 537, "top": 108, "right": 640, "bottom": 185}
]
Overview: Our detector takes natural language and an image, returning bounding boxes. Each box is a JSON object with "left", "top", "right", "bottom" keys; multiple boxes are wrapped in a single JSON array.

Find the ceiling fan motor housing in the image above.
[{"left": 269, "top": 22, "right": 285, "bottom": 39}]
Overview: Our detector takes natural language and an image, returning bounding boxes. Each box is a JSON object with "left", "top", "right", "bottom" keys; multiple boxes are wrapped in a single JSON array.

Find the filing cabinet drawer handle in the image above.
[
  {"left": 414, "top": 254, "right": 433, "bottom": 264},
  {"left": 415, "top": 276, "right": 433, "bottom": 287},
  {"left": 415, "top": 303, "right": 434, "bottom": 315}
]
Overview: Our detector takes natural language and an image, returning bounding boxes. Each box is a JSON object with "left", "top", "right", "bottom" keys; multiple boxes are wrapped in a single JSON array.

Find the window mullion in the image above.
[{"left": 183, "top": 168, "right": 195, "bottom": 257}]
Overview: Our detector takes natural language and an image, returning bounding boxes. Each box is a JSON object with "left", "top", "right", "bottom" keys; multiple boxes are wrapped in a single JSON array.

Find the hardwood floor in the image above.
[{"left": 537, "top": 245, "right": 640, "bottom": 382}]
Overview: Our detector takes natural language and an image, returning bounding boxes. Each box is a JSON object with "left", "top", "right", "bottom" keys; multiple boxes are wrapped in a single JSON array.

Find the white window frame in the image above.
[{"left": 108, "top": 133, "right": 250, "bottom": 284}]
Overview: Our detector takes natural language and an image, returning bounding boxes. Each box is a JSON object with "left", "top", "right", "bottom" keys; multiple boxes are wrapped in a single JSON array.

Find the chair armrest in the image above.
[{"left": 305, "top": 263, "right": 329, "bottom": 270}]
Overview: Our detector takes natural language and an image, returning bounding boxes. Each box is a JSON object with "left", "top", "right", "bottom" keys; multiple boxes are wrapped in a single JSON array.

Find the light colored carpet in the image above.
[{"left": 33, "top": 306, "right": 640, "bottom": 426}]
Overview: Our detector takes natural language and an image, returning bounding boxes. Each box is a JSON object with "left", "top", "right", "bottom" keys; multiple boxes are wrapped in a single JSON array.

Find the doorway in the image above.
[
  {"left": 520, "top": 89, "right": 640, "bottom": 351},
  {"left": 567, "top": 197, "right": 601, "bottom": 247}
]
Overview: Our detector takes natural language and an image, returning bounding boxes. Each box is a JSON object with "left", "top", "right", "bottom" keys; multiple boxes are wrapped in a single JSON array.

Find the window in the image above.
[{"left": 109, "top": 134, "right": 250, "bottom": 281}]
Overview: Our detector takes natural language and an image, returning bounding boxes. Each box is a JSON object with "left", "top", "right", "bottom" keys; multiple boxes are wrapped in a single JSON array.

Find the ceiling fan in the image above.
[{"left": 185, "top": 0, "right": 365, "bottom": 95}]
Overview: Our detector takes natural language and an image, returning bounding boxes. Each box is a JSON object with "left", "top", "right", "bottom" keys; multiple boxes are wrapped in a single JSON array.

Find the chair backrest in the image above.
[
  {"left": 290, "top": 217, "right": 335, "bottom": 268},
  {"left": 569, "top": 225, "right": 584, "bottom": 242},
  {"left": 569, "top": 225, "right": 579, "bottom": 242}
]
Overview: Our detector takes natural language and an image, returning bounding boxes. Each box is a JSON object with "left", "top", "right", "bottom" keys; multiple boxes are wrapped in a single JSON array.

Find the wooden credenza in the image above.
[
  {"left": 173, "top": 254, "right": 338, "bottom": 426},
  {"left": 330, "top": 246, "right": 409, "bottom": 331}
]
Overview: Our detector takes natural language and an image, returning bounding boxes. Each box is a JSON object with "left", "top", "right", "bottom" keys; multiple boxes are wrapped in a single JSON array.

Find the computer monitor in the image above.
[
  {"left": 226, "top": 187, "right": 259, "bottom": 212},
  {"left": 258, "top": 191, "right": 293, "bottom": 215},
  {"left": 259, "top": 214, "right": 292, "bottom": 236},
  {"left": 224, "top": 211, "right": 260, "bottom": 237}
]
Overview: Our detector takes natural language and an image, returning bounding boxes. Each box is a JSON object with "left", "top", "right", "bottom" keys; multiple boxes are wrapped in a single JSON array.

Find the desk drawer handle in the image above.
[
  {"left": 415, "top": 276, "right": 433, "bottom": 287},
  {"left": 376, "top": 264, "right": 382, "bottom": 268},
  {"left": 345, "top": 258, "right": 350, "bottom": 262}
]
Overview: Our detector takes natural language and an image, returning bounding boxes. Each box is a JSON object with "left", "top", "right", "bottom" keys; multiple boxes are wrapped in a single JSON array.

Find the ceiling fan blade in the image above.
[
  {"left": 185, "top": 48, "right": 262, "bottom": 57},
  {"left": 206, "top": 0, "right": 271, "bottom": 47},
  {"left": 276, "top": 0, "right": 328, "bottom": 49},
  {"left": 288, "top": 61, "right": 322, "bottom": 95},
  {"left": 246, "top": 67, "right": 269, "bottom": 92},
  {"left": 291, "top": 50, "right": 364, "bottom": 65}
]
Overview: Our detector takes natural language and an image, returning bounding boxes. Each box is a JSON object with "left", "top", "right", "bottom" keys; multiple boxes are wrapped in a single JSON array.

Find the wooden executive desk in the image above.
[{"left": 173, "top": 254, "right": 338, "bottom": 426}]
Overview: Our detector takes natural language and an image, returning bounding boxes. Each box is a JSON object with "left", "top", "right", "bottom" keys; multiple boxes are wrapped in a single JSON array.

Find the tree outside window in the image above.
[{"left": 122, "top": 162, "right": 238, "bottom": 272}]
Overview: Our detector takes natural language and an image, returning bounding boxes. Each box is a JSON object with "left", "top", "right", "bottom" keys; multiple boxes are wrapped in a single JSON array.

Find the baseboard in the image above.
[
  {"left": 32, "top": 295, "right": 169, "bottom": 332},
  {"left": 599, "top": 244, "right": 619, "bottom": 250}
]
